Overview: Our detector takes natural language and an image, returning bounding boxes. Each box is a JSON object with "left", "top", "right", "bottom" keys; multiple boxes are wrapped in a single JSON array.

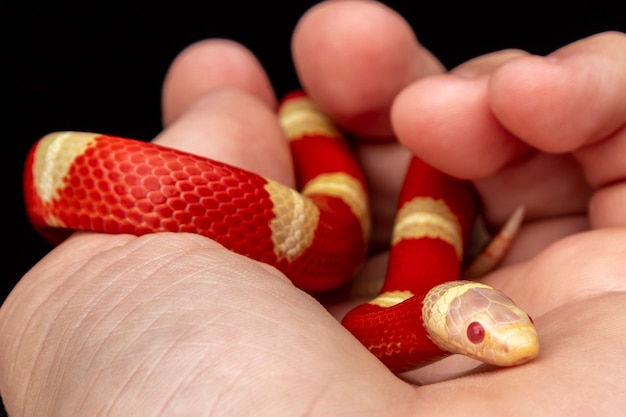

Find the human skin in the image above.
[{"left": 2, "top": 1, "right": 626, "bottom": 416}]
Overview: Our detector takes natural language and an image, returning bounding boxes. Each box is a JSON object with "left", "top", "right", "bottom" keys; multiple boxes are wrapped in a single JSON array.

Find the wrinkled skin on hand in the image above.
[{"left": 2, "top": 1, "right": 626, "bottom": 416}]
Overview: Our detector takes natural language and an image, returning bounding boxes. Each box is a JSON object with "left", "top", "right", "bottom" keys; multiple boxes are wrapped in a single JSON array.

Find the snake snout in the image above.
[{"left": 423, "top": 282, "right": 540, "bottom": 367}]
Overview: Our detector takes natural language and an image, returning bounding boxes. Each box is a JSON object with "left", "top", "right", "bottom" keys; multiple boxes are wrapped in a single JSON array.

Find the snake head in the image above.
[{"left": 422, "top": 281, "right": 539, "bottom": 367}]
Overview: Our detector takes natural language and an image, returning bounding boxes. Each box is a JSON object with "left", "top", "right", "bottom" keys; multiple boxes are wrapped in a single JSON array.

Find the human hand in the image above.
[
  {"left": 292, "top": 1, "right": 626, "bottom": 407},
  {"left": 2, "top": 1, "right": 626, "bottom": 416}
]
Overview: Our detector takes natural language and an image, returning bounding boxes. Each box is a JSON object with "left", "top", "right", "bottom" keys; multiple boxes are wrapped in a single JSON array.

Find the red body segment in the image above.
[
  {"left": 383, "top": 157, "right": 476, "bottom": 293},
  {"left": 24, "top": 95, "right": 368, "bottom": 292},
  {"left": 25, "top": 135, "right": 277, "bottom": 256},
  {"left": 342, "top": 157, "right": 478, "bottom": 371},
  {"left": 342, "top": 294, "right": 449, "bottom": 372}
]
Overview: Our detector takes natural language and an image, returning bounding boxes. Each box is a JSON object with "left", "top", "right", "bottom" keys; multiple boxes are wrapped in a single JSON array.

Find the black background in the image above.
[{"left": 2, "top": 2, "right": 625, "bottom": 415}]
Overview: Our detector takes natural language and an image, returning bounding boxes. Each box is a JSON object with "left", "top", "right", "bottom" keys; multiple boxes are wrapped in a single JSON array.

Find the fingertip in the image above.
[
  {"left": 489, "top": 39, "right": 626, "bottom": 153},
  {"left": 488, "top": 56, "right": 579, "bottom": 152},
  {"left": 162, "top": 39, "right": 276, "bottom": 126},
  {"left": 589, "top": 182, "right": 626, "bottom": 229},
  {"left": 391, "top": 75, "right": 527, "bottom": 179},
  {"left": 292, "top": 0, "right": 443, "bottom": 139}
]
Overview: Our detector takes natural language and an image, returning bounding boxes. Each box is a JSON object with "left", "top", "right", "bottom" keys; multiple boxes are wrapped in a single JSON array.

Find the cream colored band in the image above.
[
  {"left": 278, "top": 95, "right": 342, "bottom": 140},
  {"left": 368, "top": 290, "right": 415, "bottom": 308},
  {"left": 302, "top": 173, "right": 370, "bottom": 242},
  {"left": 266, "top": 179, "right": 320, "bottom": 262},
  {"left": 392, "top": 197, "right": 463, "bottom": 260},
  {"left": 33, "top": 132, "right": 98, "bottom": 203}
]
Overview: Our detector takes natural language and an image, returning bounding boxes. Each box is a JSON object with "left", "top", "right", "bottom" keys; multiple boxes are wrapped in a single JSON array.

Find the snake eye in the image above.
[{"left": 467, "top": 321, "right": 485, "bottom": 344}]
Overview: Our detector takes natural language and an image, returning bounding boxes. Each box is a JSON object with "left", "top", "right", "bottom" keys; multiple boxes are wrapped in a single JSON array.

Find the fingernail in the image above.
[{"left": 453, "top": 70, "right": 480, "bottom": 79}]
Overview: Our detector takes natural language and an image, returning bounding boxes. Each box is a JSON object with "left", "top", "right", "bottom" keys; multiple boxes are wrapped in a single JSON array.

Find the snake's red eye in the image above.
[{"left": 467, "top": 321, "right": 485, "bottom": 344}]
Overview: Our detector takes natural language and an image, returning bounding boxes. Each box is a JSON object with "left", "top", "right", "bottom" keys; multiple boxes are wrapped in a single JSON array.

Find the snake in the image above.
[{"left": 23, "top": 90, "right": 539, "bottom": 373}]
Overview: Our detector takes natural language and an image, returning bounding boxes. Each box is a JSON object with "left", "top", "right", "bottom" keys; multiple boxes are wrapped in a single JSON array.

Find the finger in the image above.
[
  {"left": 156, "top": 86, "right": 294, "bottom": 188},
  {"left": 484, "top": 32, "right": 626, "bottom": 226},
  {"left": 391, "top": 48, "right": 596, "bottom": 226},
  {"left": 293, "top": 1, "right": 445, "bottom": 249},
  {"left": 159, "top": 40, "right": 293, "bottom": 185},
  {"left": 489, "top": 31, "right": 626, "bottom": 153},
  {"left": 161, "top": 39, "right": 276, "bottom": 126},
  {"left": 588, "top": 181, "right": 626, "bottom": 228},
  {"left": 391, "top": 50, "right": 531, "bottom": 180},
  {"left": 453, "top": 49, "right": 531, "bottom": 76},
  {"left": 574, "top": 106, "right": 626, "bottom": 228},
  {"left": 474, "top": 152, "right": 592, "bottom": 225},
  {"left": 292, "top": 0, "right": 444, "bottom": 140}
]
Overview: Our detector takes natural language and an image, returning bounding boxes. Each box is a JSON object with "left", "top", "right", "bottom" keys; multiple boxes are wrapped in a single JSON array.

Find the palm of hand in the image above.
[{"left": 2, "top": 2, "right": 626, "bottom": 416}]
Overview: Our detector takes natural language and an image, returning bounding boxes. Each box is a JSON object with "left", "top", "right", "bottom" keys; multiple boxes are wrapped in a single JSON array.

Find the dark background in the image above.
[{"left": 2, "top": 2, "right": 624, "bottom": 415}]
